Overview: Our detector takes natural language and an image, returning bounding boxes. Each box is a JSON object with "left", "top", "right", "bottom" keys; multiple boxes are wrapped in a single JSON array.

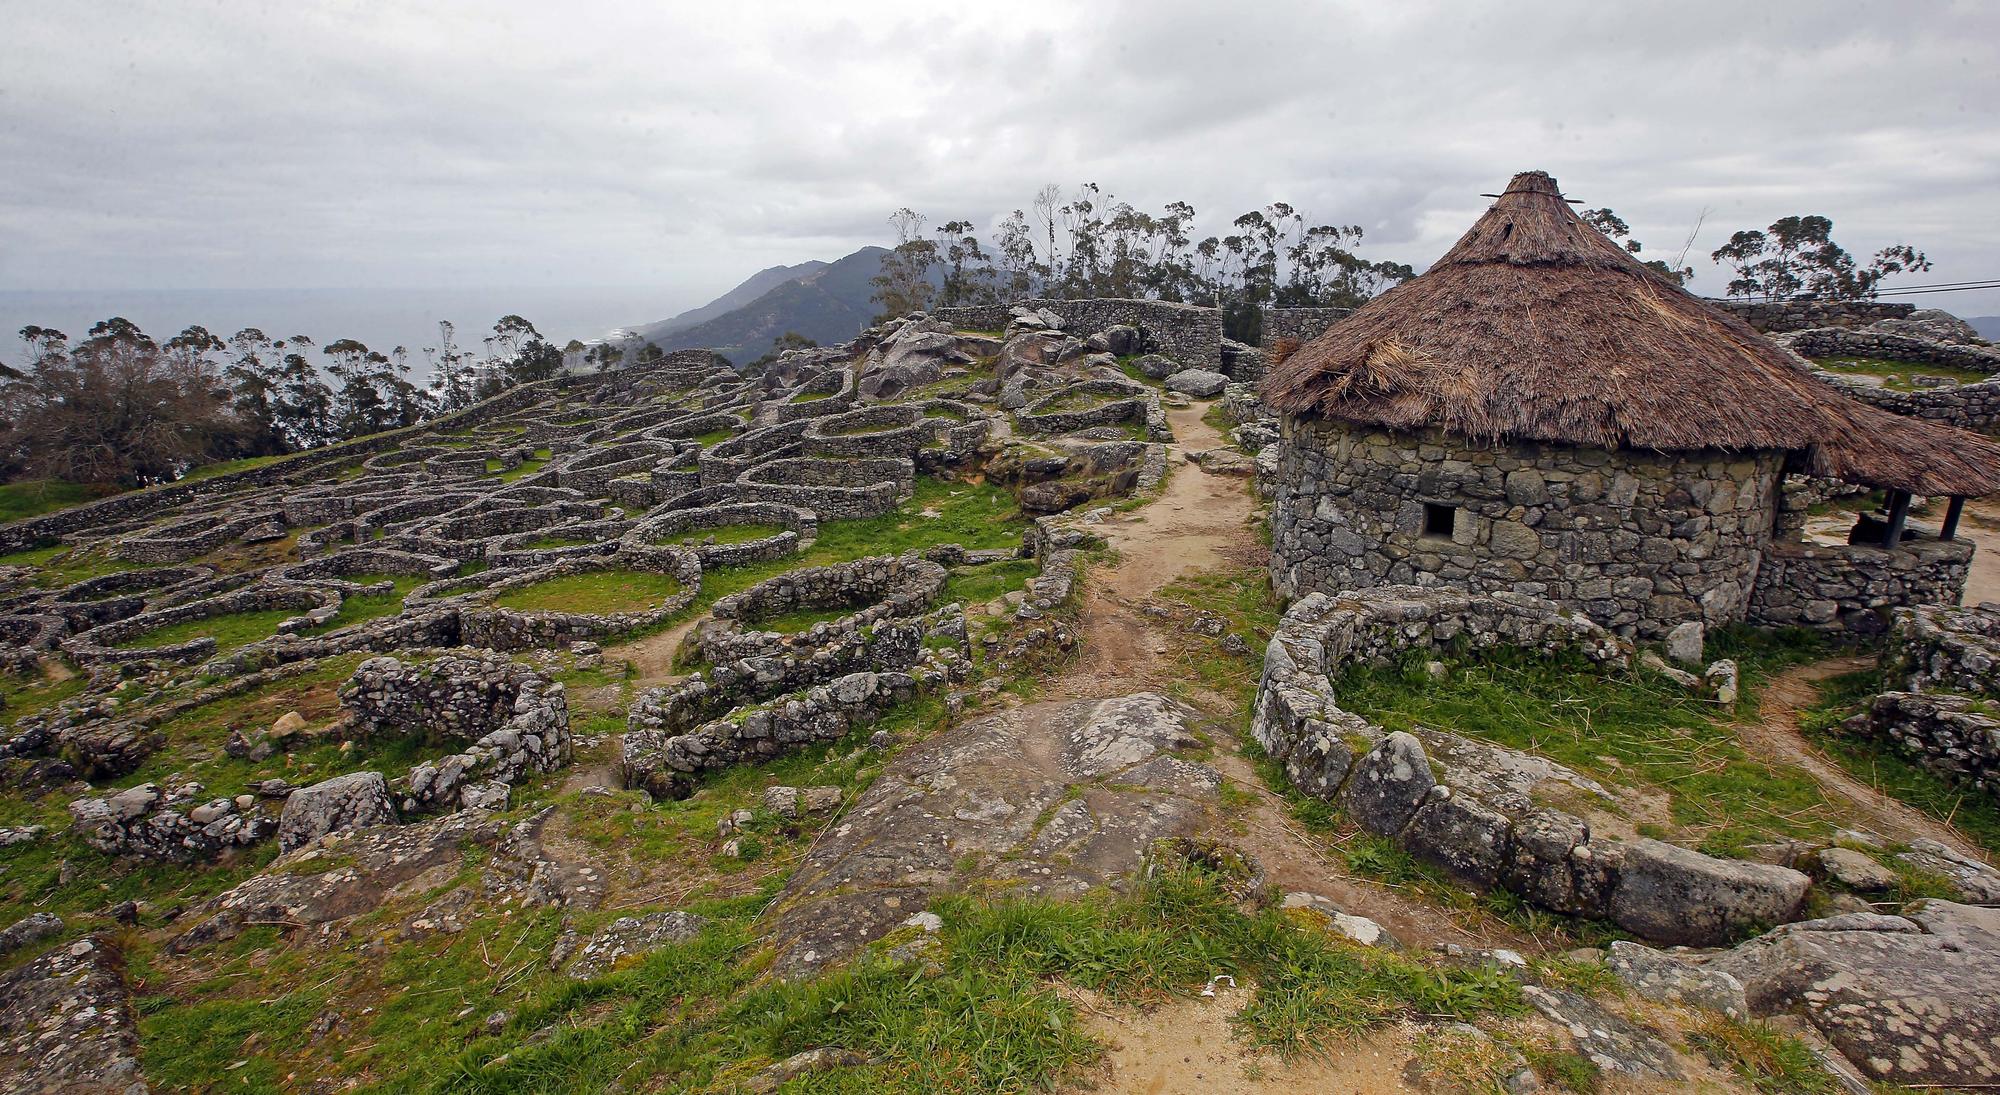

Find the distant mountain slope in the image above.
[
  {"left": 633, "top": 259, "right": 829, "bottom": 343},
  {"left": 647, "top": 246, "right": 892, "bottom": 364},
  {"left": 1969, "top": 316, "right": 2000, "bottom": 342}
]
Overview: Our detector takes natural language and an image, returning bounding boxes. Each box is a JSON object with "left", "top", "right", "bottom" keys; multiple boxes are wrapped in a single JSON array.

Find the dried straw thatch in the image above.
[{"left": 1264, "top": 171, "right": 2000, "bottom": 496}]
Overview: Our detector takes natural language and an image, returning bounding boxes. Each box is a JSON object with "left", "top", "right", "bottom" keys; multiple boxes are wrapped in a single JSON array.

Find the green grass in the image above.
[
  {"left": 111, "top": 655, "right": 419, "bottom": 801},
  {"left": 112, "top": 607, "right": 303, "bottom": 654},
  {"left": 1156, "top": 567, "right": 1284, "bottom": 720},
  {"left": 306, "top": 575, "right": 426, "bottom": 633},
  {"left": 494, "top": 448, "right": 553, "bottom": 483},
  {"left": 942, "top": 558, "right": 1038, "bottom": 606},
  {"left": 179, "top": 452, "right": 292, "bottom": 482},
  {"left": 659, "top": 522, "right": 791, "bottom": 546},
  {"left": 0, "top": 667, "right": 90, "bottom": 730},
  {"left": 1688, "top": 1017, "right": 1842, "bottom": 1094},
  {"left": 689, "top": 427, "right": 737, "bottom": 446},
  {"left": 0, "top": 543, "right": 69, "bottom": 569},
  {"left": 489, "top": 569, "right": 685, "bottom": 615},
  {"left": 1801, "top": 667, "right": 2000, "bottom": 857},
  {"left": 688, "top": 477, "right": 1025, "bottom": 609},
  {"left": 1333, "top": 634, "right": 1851, "bottom": 857},
  {"left": 134, "top": 859, "right": 1521, "bottom": 1092},
  {"left": 1812, "top": 355, "right": 1995, "bottom": 392},
  {"left": 1034, "top": 390, "right": 1119, "bottom": 414},
  {"left": 0, "top": 479, "right": 120, "bottom": 522}
]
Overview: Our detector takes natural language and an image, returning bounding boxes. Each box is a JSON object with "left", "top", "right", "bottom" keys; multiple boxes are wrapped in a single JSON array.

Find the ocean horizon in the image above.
[{"left": 0, "top": 286, "right": 688, "bottom": 379}]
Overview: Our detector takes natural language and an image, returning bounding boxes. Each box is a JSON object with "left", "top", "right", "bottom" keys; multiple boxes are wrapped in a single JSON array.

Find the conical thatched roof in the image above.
[{"left": 1263, "top": 171, "right": 2000, "bottom": 496}]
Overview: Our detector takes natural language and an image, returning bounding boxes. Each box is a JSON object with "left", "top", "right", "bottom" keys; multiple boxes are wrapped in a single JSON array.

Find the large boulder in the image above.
[
  {"left": 1340, "top": 731, "right": 1434, "bottom": 835},
  {"left": 0, "top": 935, "right": 149, "bottom": 1093},
  {"left": 766, "top": 693, "right": 1220, "bottom": 977},
  {"left": 278, "top": 771, "right": 395, "bottom": 851},
  {"left": 1709, "top": 902, "right": 2000, "bottom": 1086},
  {"left": 1606, "top": 838, "right": 1808, "bottom": 946},
  {"left": 1164, "top": 368, "right": 1229, "bottom": 398}
]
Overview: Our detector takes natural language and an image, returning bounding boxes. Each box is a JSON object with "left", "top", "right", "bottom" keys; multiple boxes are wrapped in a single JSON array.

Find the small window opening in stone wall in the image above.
[{"left": 1423, "top": 502, "right": 1457, "bottom": 540}]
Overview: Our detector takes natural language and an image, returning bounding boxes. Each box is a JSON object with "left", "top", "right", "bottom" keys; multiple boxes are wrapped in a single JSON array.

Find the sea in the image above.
[{"left": 0, "top": 287, "right": 686, "bottom": 381}]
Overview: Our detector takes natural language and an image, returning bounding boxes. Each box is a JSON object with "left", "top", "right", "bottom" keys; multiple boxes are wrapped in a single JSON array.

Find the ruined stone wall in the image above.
[
  {"left": 1783, "top": 327, "right": 2000, "bottom": 374},
  {"left": 1813, "top": 373, "right": 2000, "bottom": 434},
  {"left": 1888, "top": 603, "right": 2000, "bottom": 695},
  {"left": 1267, "top": 418, "right": 1783, "bottom": 639},
  {"left": 1259, "top": 306, "right": 1352, "bottom": 348},
  {"left": 1252, "top": 587, "right": 1810, "bottom": 946},
  {"left": 1746, "top": 538, "right": 1971, "bottom": 632},
  {"left": 934, "top": 298, "right": 1223, "bottom": 369},
  {"left": 1714, "top": 299, "right": 1915, "bottom": 333},
  {"left": 1847, "top": 691, "right": 2000, "bottom": 801},
  {"left": 0, "top": 373, "right": 585, "bottom": 553}
]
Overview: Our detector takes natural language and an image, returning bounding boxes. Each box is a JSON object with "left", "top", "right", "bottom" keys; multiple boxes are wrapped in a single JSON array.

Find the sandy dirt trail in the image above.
[
  {"left": 1741, "top": 656, "right": 1989, "bottom": 859},
  {"left": 1049, "top": 402, "right": 1257, "bottom": 700},
  {"left": 1047, "top": 401, "right": 1544, "bottom": 1095}
]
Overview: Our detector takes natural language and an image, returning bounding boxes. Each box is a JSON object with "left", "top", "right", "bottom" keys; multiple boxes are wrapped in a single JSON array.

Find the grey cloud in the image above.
[{"left": 2, "top": 0, "right": 1996, "bottom": 316}]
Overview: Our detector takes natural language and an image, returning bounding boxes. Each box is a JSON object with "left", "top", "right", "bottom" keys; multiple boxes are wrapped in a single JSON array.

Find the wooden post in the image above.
[
  {"left": 1942, "top": 496, "right": 1966, "bottom": 541},
  {"left": 1883, "top": 489, "right": 1912, "bottom": 548}
]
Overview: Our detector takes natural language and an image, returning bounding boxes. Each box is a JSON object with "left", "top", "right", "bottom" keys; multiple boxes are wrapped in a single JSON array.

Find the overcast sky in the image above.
[{"left": 4, "top": 0, "right": 1997, "bottom": 317}]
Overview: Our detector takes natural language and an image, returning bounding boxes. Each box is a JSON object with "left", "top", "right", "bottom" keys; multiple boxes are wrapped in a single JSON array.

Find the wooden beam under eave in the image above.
[
  {"left": 1884, "top": 489, "right": 1912, "bottom": 548},
  {"left": 1942, "top": 496, "right": 1967, "bottom": 541}
]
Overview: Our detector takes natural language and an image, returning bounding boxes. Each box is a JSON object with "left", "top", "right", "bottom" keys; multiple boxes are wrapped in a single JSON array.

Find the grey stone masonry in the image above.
[
  {"left": 1889, "top": 603, "right": 2000, "bottom": 695},
  {"left": 1259, "top": 306, "right": 1353, "bottom": 347},
  {"left": 1268, "top": 417, "right": 1784, "bottom": 639},
  {"left": 1747, "top": 537, "right": 1971, "bottom": 633},
  {"left": 1253, "top": 587, "right": 1811, "bottom": 946},
  {"left": 1782, "top": 326, "right": 2000, "bottom": 375},
  {"left": 1844, "top": 691, "right": 2000, "bottom": 802},
  {"left": 1714, "top": 299, "right": 1914, "bottom": 333},
  {"left": 934, "top": 297, "right": 1223, "bottom": 370}
]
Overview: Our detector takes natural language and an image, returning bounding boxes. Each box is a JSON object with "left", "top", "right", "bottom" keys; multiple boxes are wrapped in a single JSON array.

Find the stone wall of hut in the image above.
[
  {"left": 1266, "top": 418, "right": 1784, "bottom": 639},
  {"left": 1713, "top": 299, "right": 1915, "bottom": 333}
]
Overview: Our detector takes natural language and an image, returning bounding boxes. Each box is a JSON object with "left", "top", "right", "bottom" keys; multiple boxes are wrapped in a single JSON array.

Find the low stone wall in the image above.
[
  {"left": 68, "top": 780, "right": 277, "bottom": 863},
  {"left": 1259, "top": 306, "right": 1351, "bottom": 347},
  {"left": 1782, "top": 327, "right": 2000, "bottom": 374},
  {"left": 936, "top": 298, "right": 1223, "bottom": 370},
  {"left": 621, "top": 502, "right": 815, "bottom": 568},
  {"left": 630, "top": 608, "right": 960, "bottom": 738},
  {"left": 1889, "top": 603, "right": 2000, "bottom": 695},
  {"left": 342, "top": 652, "right": 547, "bottom": 741},
  {"left": 1015, "top": 382, "right": 1151, "bottom": 437},
  {"left": 1846, "top": 691, "right": 2000, "bottom": 802},
  {"left": 0, "top": 365, "right": 618, "bottom": 554},
  {"left": 690, "top": 553, "right": 947, "bottom": 665},
  {"left": 1714, "top": 299, "right": 1914, "bottom": 333},
  {"left": 63, "top": 585, "right": 344, "bottom": 667},
  {"left": 1747, "top": 538, "right": 1972, "bottom": 633},
  {"left": 458, "top": 550, "right": 701, "bottom": 651},
  {"left": 1254, "top": 586, "right": 1811, "bottom": 946},
  {"left": 620, "top": 669, "right": 920, "bottom": 800},
  {"left": 1807, "top": 369, "right": 2000, "bottom": 434}
]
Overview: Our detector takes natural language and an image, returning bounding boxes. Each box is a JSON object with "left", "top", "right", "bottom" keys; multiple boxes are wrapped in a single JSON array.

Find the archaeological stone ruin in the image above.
[{"left": 6, "top": 171, "right": 2000, "bottom": 1092}]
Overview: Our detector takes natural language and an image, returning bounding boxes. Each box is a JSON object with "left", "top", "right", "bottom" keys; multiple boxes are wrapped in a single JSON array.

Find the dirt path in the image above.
[
  {"left": 1049, "top": 401, "right": 1258, "bottom": 700},
  {"left": 1741, "top": 655, "right": 1988, "bottom": 859},
  {"left": 1043, "top": 400, "right": 1531, "bottom": 953},
  {"left": 604, "top": 614, "right": 702, "bottom": 686},
  {"left": 1958, "top": 498, "right": 2000, "bottom": 605}
]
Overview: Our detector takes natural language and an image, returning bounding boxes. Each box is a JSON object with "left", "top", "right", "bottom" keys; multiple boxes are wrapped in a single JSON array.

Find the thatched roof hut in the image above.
[{"left": 1263, "top": 170, "right": 2000, "bottom": 497}]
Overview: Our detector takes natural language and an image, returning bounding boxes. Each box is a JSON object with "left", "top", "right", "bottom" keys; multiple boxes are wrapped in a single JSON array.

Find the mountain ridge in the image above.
[
  {"left": 632, "top": 259, "right": 831, "bottom": 343},
  {"left": 637, "top": 246, "right": 895, "bottom": 364}
]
